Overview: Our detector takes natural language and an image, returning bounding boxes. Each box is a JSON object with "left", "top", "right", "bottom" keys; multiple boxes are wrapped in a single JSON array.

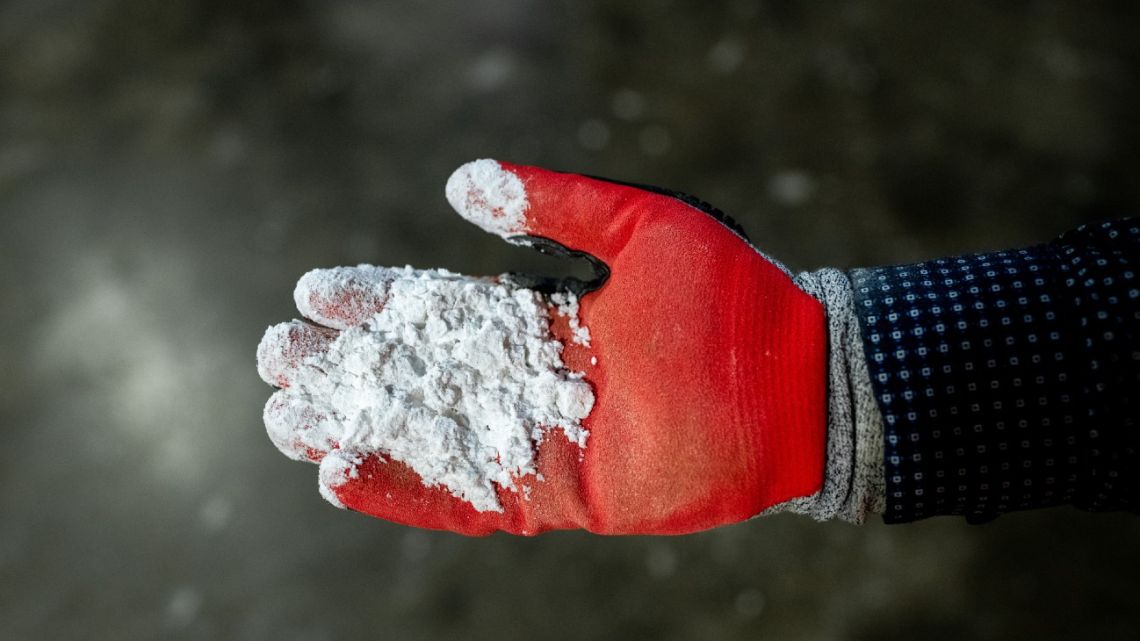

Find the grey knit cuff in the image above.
[{"left": 763, "top": 268, "right": 885, "bottom": 523}]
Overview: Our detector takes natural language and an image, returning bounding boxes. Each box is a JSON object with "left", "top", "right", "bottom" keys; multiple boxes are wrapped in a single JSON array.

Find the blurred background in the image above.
[{"left": 3, "top": 1, "right": 1140, "bottom": 639}]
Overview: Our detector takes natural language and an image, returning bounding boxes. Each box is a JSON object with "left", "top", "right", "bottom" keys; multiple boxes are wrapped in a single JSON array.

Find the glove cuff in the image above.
[{"left": 765, "top": 268, "right": 885, "bottom": 523}]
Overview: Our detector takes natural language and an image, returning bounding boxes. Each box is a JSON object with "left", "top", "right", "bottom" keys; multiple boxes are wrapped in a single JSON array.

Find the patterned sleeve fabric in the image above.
[{"left": 850, "top": 219, "right": 1140, "bottom": 523}]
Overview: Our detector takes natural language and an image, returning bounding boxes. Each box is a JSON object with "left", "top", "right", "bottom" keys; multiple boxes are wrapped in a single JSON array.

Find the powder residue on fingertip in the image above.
[
  {"left": 293, "top": 265, "right": 395, "bottom": 330},
  {"left": 256, "top": 320, "right": 336, "bottom": 389},
  {"left": 444, "top": 159, "right": 529, "bottom": 239}
]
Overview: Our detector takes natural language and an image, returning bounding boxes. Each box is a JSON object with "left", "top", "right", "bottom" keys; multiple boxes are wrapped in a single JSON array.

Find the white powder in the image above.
[
  {"left": 293, "top": 265, "right": 394, "bottom": 330},
  {"left": 550, "top": 292, "right": 591, "bottom": 347},
  {"left": 262, "top": 266, "right": 594, "bottom": 513},
  {"left": 445, "top": 159, "right": 529, "bottom": 240}
]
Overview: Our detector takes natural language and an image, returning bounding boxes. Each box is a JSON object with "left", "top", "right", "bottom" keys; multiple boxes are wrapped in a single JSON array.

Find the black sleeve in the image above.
[{"left": 850, "top": 219, "right": 1140, "bottom": 523}]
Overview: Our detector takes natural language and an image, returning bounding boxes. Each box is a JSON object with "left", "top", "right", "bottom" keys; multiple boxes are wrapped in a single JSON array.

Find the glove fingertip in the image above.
[
  {"left": 294, "top": 266, "right": 394, "bottom": 330},
  {"left": 444, "top": 158, "right": 530, "bottom": 240}
]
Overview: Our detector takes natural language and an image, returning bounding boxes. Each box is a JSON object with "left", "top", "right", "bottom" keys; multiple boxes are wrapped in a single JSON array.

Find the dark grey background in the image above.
[{"left": 3, "top": 1, "right": 1139, "bottom": 639}]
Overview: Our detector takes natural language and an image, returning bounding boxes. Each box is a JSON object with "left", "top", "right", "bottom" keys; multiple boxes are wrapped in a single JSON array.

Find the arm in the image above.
[
  {"left": 255, "top": 159, "right": 1136, "bottom": 535},
  {"left": 851, "top": 220, "right": 1140, "bottom": 522}
]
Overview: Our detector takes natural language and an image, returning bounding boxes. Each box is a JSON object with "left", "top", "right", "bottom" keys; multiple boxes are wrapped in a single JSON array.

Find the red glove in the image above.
[{"left": 257, "top": 160, "right": 827, "bottom": 535}]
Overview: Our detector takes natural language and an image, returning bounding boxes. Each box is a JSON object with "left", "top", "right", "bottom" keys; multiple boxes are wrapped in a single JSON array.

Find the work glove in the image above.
[{"left": 256, "top": 159, "right": 878, "bottom": 535}]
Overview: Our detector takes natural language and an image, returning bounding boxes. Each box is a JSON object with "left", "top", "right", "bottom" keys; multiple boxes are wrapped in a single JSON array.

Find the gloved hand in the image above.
[{"left": 257, "top": 159, "right": 829, "bottom": 535}]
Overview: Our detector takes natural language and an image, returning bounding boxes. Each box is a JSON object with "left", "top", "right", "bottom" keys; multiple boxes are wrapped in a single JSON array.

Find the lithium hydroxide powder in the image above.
[
  {"left": 444, "top": 158, "right": 529, "bottom": 240},
  {"left": 261, "top": 266, "right": 594, "bottom": 513}
]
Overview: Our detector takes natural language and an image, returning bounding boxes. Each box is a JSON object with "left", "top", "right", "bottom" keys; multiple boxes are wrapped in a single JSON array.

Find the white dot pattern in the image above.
[{"left": 851, "top": 219, "right": 1139, "bottom": 523}]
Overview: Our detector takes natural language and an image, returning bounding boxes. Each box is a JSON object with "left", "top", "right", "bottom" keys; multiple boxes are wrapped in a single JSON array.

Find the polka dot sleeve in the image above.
[{"left": 850, "top": 219, "right": 1139, "bottom": 523}]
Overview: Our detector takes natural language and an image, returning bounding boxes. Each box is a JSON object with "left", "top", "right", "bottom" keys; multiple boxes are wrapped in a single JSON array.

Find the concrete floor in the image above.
[{"left": 2, "top": 1, "right": 1139, "bottom": 639}]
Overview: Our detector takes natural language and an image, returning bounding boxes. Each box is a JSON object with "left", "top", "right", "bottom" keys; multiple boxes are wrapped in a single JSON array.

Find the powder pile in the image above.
[{"left": 262, "top": 266, "right": 594, "bottom": 513}]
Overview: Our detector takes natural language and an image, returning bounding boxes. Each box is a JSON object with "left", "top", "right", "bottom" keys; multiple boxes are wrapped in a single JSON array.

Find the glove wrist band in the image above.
[{"left": 766, "top": 268, "right": 885, "bottom": 522}]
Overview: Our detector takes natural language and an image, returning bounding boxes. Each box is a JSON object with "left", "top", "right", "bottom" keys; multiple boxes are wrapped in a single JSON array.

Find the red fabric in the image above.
[{"left": 333, "top": 162, "right": 828, "bottom": 535}]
